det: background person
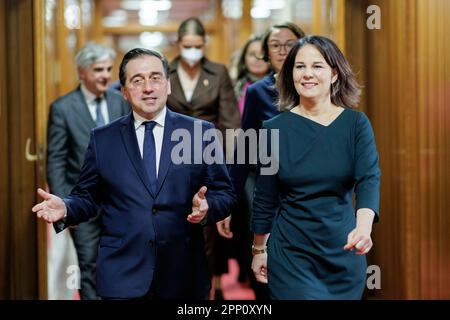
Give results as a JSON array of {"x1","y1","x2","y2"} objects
[
  {"x1": 233, "y1": 35, "x2": 270, "y2": 116},
  {"x1": 167, "y1": 17, "x2": 240, "y2": 300},
  {"x1": 46, "y1": 42, "x2": 130, "y2": 299},
  {"x1": 227, "y1": 35, "x2": 270, "y2": 286}
]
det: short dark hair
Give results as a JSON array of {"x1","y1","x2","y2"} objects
[
  {"x1": 177, "y1": 17, "x2": 206, "y2": 41},
  {"x1": 261, "y1": 22, "x2": 305, "y2": 62},
  {"x1": 277, "y1": 35, "x2": 362, "y2": 110},
  {"x1": 119, "y1": 48, "x2": 170, "y2": 87},
  {"x1": 236, "y1": 35, "x2": 264, "y2": 80}
]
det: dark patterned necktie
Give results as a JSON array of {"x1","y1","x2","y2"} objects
[
  {"x1": 95, "y1": 97, "x2": 105, "y2": 127},
  {"x1": 143, "y1": 121, "x2": 157, "y2": 194}
]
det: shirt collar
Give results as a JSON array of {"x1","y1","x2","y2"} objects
[
  {"x1": 80, "y1": 84, "x2": 103, "y2": 104},
  {"x1": 133, "y1": 107, "x2": 166, "y2": 130}
]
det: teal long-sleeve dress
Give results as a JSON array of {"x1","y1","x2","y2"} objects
[{"x1": 252, "y1": 108, "x2": 380, "y2": 300}]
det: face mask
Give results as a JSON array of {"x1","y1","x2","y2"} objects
[{"x1": 181, "y1": 48, "x2": 203, "y2": 67}]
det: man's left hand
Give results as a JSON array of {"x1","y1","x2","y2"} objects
[{"x1": 216, "y1": 216, "x2": 233, "y2": 239}]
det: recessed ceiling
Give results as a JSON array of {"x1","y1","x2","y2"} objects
[{"x1": 101, "y1": 0, "x2": 215, "y2": 26}]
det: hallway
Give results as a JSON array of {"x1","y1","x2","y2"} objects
[{"x1": 1, "y1": 0, "x2": 450, "y2": 300}]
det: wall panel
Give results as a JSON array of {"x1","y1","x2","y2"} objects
[
  {"x1": 346, "y1": 0, "x2": 450, "y2": 299},
  {"x1": 0, "y1": 0, "x2": 11, "y2": 300}
]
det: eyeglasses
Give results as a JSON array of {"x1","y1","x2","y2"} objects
[
  {"x1": 129, "y1": 75, "x2": 165, "y2": 90},
  {"x1": 246, "y1": 52, "x2": 263, "y2": 59},
  {"x1": 268, "y1": 41, "x2": 297, "y2": 53}
]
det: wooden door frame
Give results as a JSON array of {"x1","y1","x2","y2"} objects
[
  {"x1": 33, "y1": 0, "x2": 48, "y2": 300},
  {"x1": 0, "y1": 0, "x2": 11, "y2": 301}
]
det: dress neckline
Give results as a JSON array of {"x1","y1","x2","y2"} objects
[{"x1": 289, "y1": 108, "x2": 347, "y2": 128}]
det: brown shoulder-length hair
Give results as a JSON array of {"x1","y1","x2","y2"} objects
[
  {"x1": 277, "y1": 35, "x2": 362, "y2": 111},
  {"x1": 236, "y1": 35, "x2": 264, "y2": 80}
]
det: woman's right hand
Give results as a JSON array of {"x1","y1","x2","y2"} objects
[{"x1": 252, "y1": 253, "x2": 268, "y2": 283}]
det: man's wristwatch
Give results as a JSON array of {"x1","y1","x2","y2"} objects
[{"x1": 252, "y1": 245, "x2": 267, "y2": 255}]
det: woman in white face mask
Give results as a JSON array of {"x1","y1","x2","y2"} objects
[
  {"x1": 168, "y1": 17, "x2": 239, "y2": 127},
  {"x1": 166, "y1": 17, "x2": 240, "y2": 300},
  {"x1": 178, "y1": 21, "x2": 205, "y2": 72}
]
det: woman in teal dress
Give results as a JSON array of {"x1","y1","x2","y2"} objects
[{"x1": 251, "y1": 35, "x2": 380, "y2": 299}]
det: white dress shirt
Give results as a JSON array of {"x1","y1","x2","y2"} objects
[
  {"x1": 80, "y1": 84, "x2": 110, "y2": 124},
  {"x1": 133, "y1": 107, "x2": 166, "y2": 176},
  {"x1": 177, "y1": 64, "x2": 199, "y2": 102}
]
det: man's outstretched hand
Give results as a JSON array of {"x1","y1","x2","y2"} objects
[
  {"x1": 32, "y1": 188, "x2": 66, "y2": 223},
  {"x1": 188, "y1": 186, "x2": 208, "y2": 224}
]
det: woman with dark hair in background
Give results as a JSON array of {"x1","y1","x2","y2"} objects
[
  {"x1": 167, "y1": 17, "x2": 240, "y2": 300},
  {"x1": 167, "y1": 17, "x2": 240, "y2": 132},
  {"x1": 240, "y1": 22, "x2": 305, "y2": 131},
  {"x1": 227, "y1": 35, "x2": 270, "y2": 287},
  {"x1": 251, "y1": 35, "x2": 380, "y2": 299},
  {"x1": 233, "y1": 35, "x2": 270, "y2": 116}
]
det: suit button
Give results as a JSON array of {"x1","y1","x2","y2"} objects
[
  {"x1": 148, "y1": 240, "x2": 154, "y2": 246},
  {"x1": 152, "y1": 208, "x2": 157, "y2": 215}
]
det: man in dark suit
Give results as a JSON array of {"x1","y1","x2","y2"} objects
[
  {"x1": 34, "y1": 48, "x2": 236, "y2": 299},
  {"x1": 46, "y1": 43, "x2": 130, "y2": 299}
]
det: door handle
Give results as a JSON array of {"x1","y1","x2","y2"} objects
[{"x1": 25, "y1": 137, "x2": 38, "y2": 162}]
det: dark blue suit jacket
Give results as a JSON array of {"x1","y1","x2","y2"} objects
[
  {"x1": 241, "y1": 72, "x2": 280, "y2": 131},
  {"x1": 230, "y1": 73, "x2": 281, "y2": 194},
  {"x1": 62, "y1": 108, "x2": 236, "y2": 299}
]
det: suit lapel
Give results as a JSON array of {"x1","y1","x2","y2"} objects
[
  {"x1": 73, "y1": 88, "x2": 96, "y2": 128},
  {"x1": 119, "y1": 114, "x2": 154, "y2": 197},
  {"x1": 169, "y1": 70, "x2": 192, "y2": 113},
  {"x1": 105, "y1": 91, "x2": 117, "y2": 120},
  {"x1": 190, "y1": 68, "x2": 211, "y2": 104},
  {"x1": 105, "y1": 90, "x2": 123, "y2": 121},
  {"x1": 154, "y1": 109, "x2": 177, "y2": 197}
]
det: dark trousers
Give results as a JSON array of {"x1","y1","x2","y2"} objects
[
  {"x1": 101, "y1": 282, "x2": 209, "y2": 300},
  {"x1": 70, "y1": 214, "x2": 101, "y2": 300},
  {"x1": 101, "y1": 285, "x2": 156, "y2": 300}
]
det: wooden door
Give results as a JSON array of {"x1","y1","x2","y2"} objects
[{"x1": 0, "y1": 0, "x2": 46, "y2": 299}]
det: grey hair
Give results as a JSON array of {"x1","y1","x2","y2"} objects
[{"x1": 75, "y1": 42, "x2": 116, "y2": 69}]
